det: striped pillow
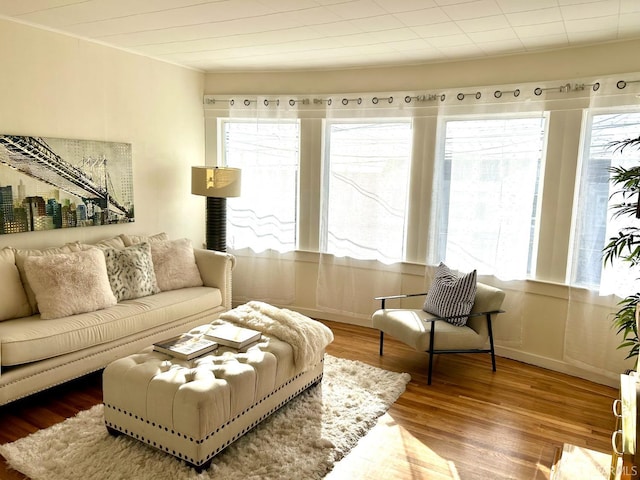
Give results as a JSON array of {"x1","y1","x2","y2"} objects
[{"x1": 423, "y1": 263, "x2": 477, "y2": 326}]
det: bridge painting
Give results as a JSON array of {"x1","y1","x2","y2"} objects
[{"x1": 0, "y1": 135, "x2": 134, "y2": 235}]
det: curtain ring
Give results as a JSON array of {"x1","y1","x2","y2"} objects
[
  {"x1": 475, "y1": 92, "x2": 481, "y2": 99},
  {"x1": 457, "y1": 93, "x2": 465, "y2": 100},
  {"x1": 357, "y1": 97, "x2": 362, "y2": 105},
  {"x1": 494, "y1": 90, "x2": 502, "y2": 98},
  {"x1": 388, "y1": 96, "x2": 393, "y2": 104},
  {"x1": 404, "y1": 96, "x2": 412, "y2": 103},
  {"x1": 243, "y1": 99, "x2": 251, "y2": 106},
  {"x1": 372, "y1": 97, "x2": 379, "y2": 104},
  {"x1": 342, "y1": 98, "x2": 348, "y2": 105},
  {"x1": 289, "y1": 99, "x2": 295, "y2": 106},
  {"x1": 617, "y1": 80, "x2": 627, "y2": 89},
  {"x1": 229, "y1": 99, "x2": 235, "y2": 106},
  {"x1": 440, "y1": 94, "x2": 446, "y2": 101},
  {"x1": 592, "y1": 82, "x2": 600, "y2": 91},
  {"x1": 514, "y1": 89, "x2": 520, "y2": 97},
  {"x1": 534, "y1": 87, "x2": 543, "y2": 96}
]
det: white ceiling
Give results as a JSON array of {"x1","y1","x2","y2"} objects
[{"x1": 1, "y1": 0, "x2": 639, "y2": 72}]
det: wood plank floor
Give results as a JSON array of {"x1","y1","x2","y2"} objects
[{"x1": 0, "y1": 320, "x2": 618, "y2": 480}]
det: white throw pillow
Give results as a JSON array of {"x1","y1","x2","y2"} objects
[
  {"x1": 101, "y1": 242, "x2": 160, "y2": 301},
  {"x1": 0, "y1": 247, "x2": 31, "y2": 321},
  {"x1": 150, "y1": 238, "x2": 203, "y2": 292},
  {"x1": 423, "y1": 262, "x2": 477, "y2": 326},
  {"x1": 121, "y1": 232, "x2": 168, "y2": 247},
  {"x1": 14, "y1": 243, "x2": 84, "y2": 313},
  {"x1": 23, "y1": 249, "x2": 117, "y2": 320}
]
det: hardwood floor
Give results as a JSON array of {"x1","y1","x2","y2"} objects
[{"x1": 0, "y1": 320, "x2": 618, "y2": 479}]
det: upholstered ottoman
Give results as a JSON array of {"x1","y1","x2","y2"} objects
[{"x1": 102, "y1": 302, "x2": 333, "y2": 471}]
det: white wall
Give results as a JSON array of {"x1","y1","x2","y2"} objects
[
  {"x1": 204, "y1": 39, "x2": 640, "y2": 387},
  {"x1": 0, "y1": 19, "x2": 206, "y2": 250}
]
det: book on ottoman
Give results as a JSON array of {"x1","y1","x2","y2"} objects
[
  {"x1": 153, "y1": 334, "x2": 218, "y2": 360},
  {"x1": 204, "y1": 324, "x2": 262, "y2": 349}
]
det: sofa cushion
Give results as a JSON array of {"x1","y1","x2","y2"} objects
[
  {"x1": 151, "y1": 238, "x2": 203, "y2": 292},
  {"x1": 23, "y1": 249, "x2": 117, "y2": 320},
  {"x1": 94, "y1": 235, "x2": 127, "y2": 248},
  {"x1": 101, "y1": 242, "x2": 160, "y2": 302},
  {"x1": 423, "y1": 262, "x2": 477, "y2": 326},
  {"x1": 0, "y1": 287, "x2": 223, "y2": 366},
  {"x1": 14, "y1": 243, "x2": 84, "y2": 312},
  {"x1": 121, "y1": 232, "x2": 168, "y2": 247},
  {"x1": 0, "y1": 248, "x2": 31, "y2": 321}
]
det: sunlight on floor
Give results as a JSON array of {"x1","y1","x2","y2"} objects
[{"x1": 326, "y1": 413, "x2": 458, "y2": 479}]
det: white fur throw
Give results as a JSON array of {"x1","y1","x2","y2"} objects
[
  {"x1": 150, "y1": 238, "x2": 203, "y2": 292},
  {"x1": 217, "y1": 301, "x2": 334, "y2": 371},
  {"x1": 23, "y1": 249, "x2": 117, "y2": 320}
]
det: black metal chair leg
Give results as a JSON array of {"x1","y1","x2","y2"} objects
[
  {"x1": 379, "y1": 331, "x2": 384, "y2": 356},
  {"x1": 428, "y1": 322, "x2": 435, "y2": 385},
  {"x1": 487, "y1": 314, "x2": 496, "y2": 372}
]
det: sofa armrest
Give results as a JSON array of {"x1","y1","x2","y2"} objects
[{"x1": 193, "y1": 249, "x2": 236, "y2": 310}]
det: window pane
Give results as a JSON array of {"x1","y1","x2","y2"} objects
[
  {"x1": 434, "y1": 116, "x2": 546, "y2": 279},
  {"x1": 323, "y1": 121, "x2": 412, "y2": 263},
  {"x1": 571, "y1": 111, "x2": 640, "y2": 296},
  {"x1": 222, "y1": 120, "x2": 299, "y2": 252}
]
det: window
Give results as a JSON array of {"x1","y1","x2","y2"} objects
[
  {"x1": 321, "y1": 120, "x2": 412, "y2": 263},
  {"x1": 432, "y1": 116, "x2": 547, "y2": 279},
  {"x1": 571, "y1": 110, "x2": 640, "y2": 296},
  {"x1": 221, "y1": 119, "x2": 299, "y2": 252}
]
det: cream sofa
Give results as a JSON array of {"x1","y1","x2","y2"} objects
[{"x1": 0, "y1": 233, "x2": 235, "y2": 406}]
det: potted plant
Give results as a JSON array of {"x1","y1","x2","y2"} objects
[{"x1": 603, "y1": 134, "x2": 640, "y2": 360}]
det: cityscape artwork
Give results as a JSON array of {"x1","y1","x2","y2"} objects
[{"x1": 0, "y1": 135, "x2": 134, "y2": 235}]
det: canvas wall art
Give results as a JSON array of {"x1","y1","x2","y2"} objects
[{"x1": 0, "y1": 135, "x2": 134, "y2": 235}]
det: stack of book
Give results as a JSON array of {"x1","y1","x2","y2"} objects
[
  {"x1": 153, "y1": 334, "x2": 218, "y2": 360},
  {"x1": 204, "y1": 324, "x2": 262, "y2": 351}
]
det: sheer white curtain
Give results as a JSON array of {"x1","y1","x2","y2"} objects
[
  {"x1": 565, "y1": 79, "x2": 640, "y2": 378},
  {"x1": 217, "y1": 98, "x2": 300, "y2": 305},
  {"x1": 315, "y1": 96, "x2": 413, "y2": 318}
]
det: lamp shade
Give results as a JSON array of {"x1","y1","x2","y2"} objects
[{"x1": 191, "y1": 166, "x2": 241, "y2": 198}]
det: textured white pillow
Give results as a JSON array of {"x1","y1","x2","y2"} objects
[
  {"x1": 23, "y1": 249, "x2": 117, "y2": 320},
  {"x1": 121, "y1": 232, "x2": 168, "y2": 247},
  {"x1": 150, "y1": 238, "x2": 203, "y2": 292},
  {"x1": 0, "y1": 247, "x2": 31, "y2": 321},
  {"x1": 423, "y1": 262, "x2": 477, "y2": 326},
  {"x1": 101, "y1": 242, "x2": 160, "y2": 301},
  {"x1": 94, "y1": 235, "x2": 127, "y2": 248},
  {"x1": 14, "y1": 243, "x2": 84, "y2": 313}
]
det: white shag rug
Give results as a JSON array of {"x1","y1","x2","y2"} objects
[{"x1": 0, "y1": 355, "x2": 410, "y2": 480}]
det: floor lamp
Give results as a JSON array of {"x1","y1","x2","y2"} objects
[{"x1": 191, "y1": 166, "x2": 241, "y2": 252}]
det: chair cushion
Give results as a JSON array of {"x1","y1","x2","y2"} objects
[
  {"x1": 423, "y1": 262, "x2": 476, "y2": 326},
  {"x1": 372, "y1": 308, "x2": 485, "y2": 351}
]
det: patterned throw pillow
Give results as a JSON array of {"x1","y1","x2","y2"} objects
[
  {"x1": 423, "y1": 262, "x2": 477, "y2": 326},
  {"x1": 101, "y1": 243, "x2": 160, "y2": 302},
  {"x1": 23, "y1": 249, "x2": 117, "y2": 320}
]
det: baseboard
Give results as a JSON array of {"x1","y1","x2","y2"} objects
[{"x1": 495, "y1": 346, "x2": 618, "y2": 388}]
